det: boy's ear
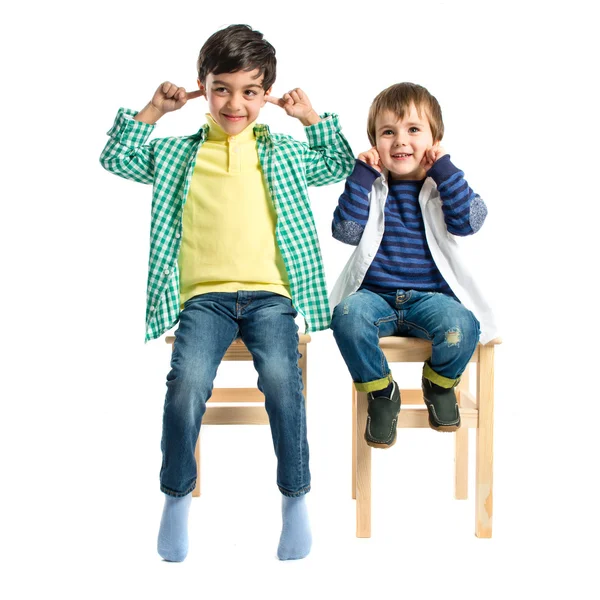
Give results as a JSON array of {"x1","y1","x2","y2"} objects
[{"x1": 197, "y1": 79, "x2": 206, "y2": 97}]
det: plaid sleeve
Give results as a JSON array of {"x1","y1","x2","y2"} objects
[
  {"x1": 99, "y1": 108, "x2": 156, "y2": 184},
  {"x1": 302, "y1": 113, "x2": 355, "y2": 187}
]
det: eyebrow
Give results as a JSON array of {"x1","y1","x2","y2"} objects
[
  {"x1": 211, "y1": 80, "x2": 263, "y2": 89},
  {"x1": 378, "y1": 121, "x2": 425, "y2": 130}
]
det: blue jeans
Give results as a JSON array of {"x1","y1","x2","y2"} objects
[
  {"x1": 331, "y1": 289, "x2": 480, "y2": 392},
  {"x1": 160, "y1": 291, "x2": 310, "y2": 498}
]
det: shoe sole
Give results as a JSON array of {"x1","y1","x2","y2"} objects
[
  {"x1": 365, "y1": 435, "x2": 397, "y2": 449},
  {"x1": 428, "y1": 420, "x2": 461, "y2": 432}
]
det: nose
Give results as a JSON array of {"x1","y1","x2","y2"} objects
[
  {"x1": 227, "y1": 93, "x2": 242, "y2": 112},
  {"x1": 394, "y1": 133, "x2": 406, "y2": 147}
]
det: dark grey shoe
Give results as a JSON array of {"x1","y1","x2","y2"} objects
[
  {"x1": 365, "y1": 381, "x2": 401, "y2": 448},
  {"x1": 422, "y1": 377, "x2": 461, "y2": 432}
]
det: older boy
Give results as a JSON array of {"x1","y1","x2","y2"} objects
[
  {"x1": 330, "y1": 82, "x2": 497, "y2": 448},
  {"x1": 100, "y1": 24, "x2": 354, "y2": 561}
]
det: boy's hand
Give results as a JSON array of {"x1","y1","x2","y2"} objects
[
  {"x1": 151, "y1": 81, "x2": 204, "y2": 114},
  {"x1": 135, "y1": 82, "x2": 204, "y2": 124},
  {"x1": 420, "y1": 144, "x2": 447, "y2": 172},
  {"x1": 265, "y1": 88, "x2": 320, "y2": 126},
  {"x1": 358, "y1": 147, "x2": 383, "y2": 173}
]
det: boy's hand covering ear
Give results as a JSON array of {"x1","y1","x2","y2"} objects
[
  {"x1": 420, "y1": 144, "x2": 447, "y2": 172},
  {"x1": 358, "y1": 148, "x2": 383, "y2": 173},
  {"x1": 149, "y1": 82, "x2": 204, "y2": 115},
  {"x1": 265, "y1": 88, "x2": 320, "y2": 125}
]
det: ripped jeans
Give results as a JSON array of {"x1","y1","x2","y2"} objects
[{"x1": 330, "y1": 288, "x2": 480, "y2": 392}]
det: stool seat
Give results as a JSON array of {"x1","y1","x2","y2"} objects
[
  {"x1": 166, "y1": 333, "x2": 311, "y2": 497},
  {"x1": 352, "y1": 336, "x2": 500, "y2": 538},
  {"x1": 376, "y1": 335, "x2": 501, "y2": 361}
]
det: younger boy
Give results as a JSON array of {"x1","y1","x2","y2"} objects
[
  {"x1": 330, "y1": 82, "x2": 497, "y2": 448},
  {"x1": 100, "y1": 24, "x2": 354, "y2": 560}
]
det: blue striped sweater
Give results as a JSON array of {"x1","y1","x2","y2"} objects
[{"x1": 332, "y1": 155, "x2": 487, "y2": 295}]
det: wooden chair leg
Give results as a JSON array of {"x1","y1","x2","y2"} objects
[
  {"x1": 475, "y1": 345, "x2": 494, "y2": 537},
  {"x1": 455, "y1": 366, "x2": 470, "y2": 499},
  {"x1": 352, "y1": 384, "x2": 357, "y2": 499},
  {"x1": 192, "y1": 437, "x2": 201, "y2": 498},
  {"x1": 356, "y1": 391, "x2": 371, "y2": 538}
]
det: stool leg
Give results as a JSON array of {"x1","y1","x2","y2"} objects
[
  {"x1": 352, "y1": 384, "x2": 357, "y2": 500},
  {"x1": 356, "y1": 391, "x2": 371, "y2": 537},
  {"x1": 455, "y1": 428, "x2": 469, "y2": 500},
  {"x1": 192, "y1": 437, "x2": 201, "y2": 498},
  {"x1": 475, "y1": 345, "x2": 494, "y2": 537},
  {"x1": 455, "y1": 367, "x2": 470, "y2": 499},
  {"x1": 298, "y1": 343, "x2": 308, "y2": 408}
]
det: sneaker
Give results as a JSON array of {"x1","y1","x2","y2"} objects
[
  {"x1": 422, "y1": 377, "x2": 461, "y2": 432},
  {"x1": 365, "y1": 381, "x2": 401, "y2": 448}
]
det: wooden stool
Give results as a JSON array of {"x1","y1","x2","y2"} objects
[
  {"x1": 165, "y1": 334, "x2": 311, "y2": 497},
  {"x1": 352, "y1": 337, "x2": 501, "y2": 538}
]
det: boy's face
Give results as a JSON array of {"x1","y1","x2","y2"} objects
[
  {"x1": 198, "y1": 69, "x2": 271, "y2": 136},
  {"x1": 375, "y1": 104, "x2": 436, "y2": 180}
]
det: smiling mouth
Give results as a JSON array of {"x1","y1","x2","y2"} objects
[
  {"x1": 392, "y1": 153, "x2": 412, "y2": 159},
  {"x1": 223, "y1": 114, "x2": 246, "y2": 121}
]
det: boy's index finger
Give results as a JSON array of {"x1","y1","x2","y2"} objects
[
  {"x1": 186, "y1": 89, "x2": 205, "y2": 100},
  {"x1": 265, "y1": 95, "x2": 284, "y2": 107}
]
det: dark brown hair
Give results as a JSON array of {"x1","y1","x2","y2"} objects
[{"x1": 197, "y1": 24, "x2": 276, "y2": 90}]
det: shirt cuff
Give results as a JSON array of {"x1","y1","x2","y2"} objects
[
  {"x1": 351, "y1": 159, "x2": 381, "y2": 187},
  {"x1": 427, "y1": 154, "x2": 462, "y2": 185},
  {"x1": 304, "y1": 113, "x2": 341, "y2": 145},
  {"x1": 106, "y1": 107, "x2": 156, "y2": 146}
]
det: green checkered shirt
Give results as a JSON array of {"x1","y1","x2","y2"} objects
[{"x1": 100, "y1": 108, "x2": 354, "y2": 342}]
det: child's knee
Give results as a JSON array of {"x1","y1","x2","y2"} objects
[
  {"x1": 167, "y1": 355, "x2": 214, "y2": 394},
  {"x1": 437, "y1": 311, "x2": 480, "y2": 353},
  {"x1": 331, "y1": 297, "x2": 358, "y2": 336}
]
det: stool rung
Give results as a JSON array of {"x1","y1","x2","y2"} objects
[
  {"x1": 397, "y1": 407, "x2": 477, "y2": 428},
  {"x1": 203, "y1": 406, "x2": 269, "y2": 425},
  {"x1": 211, "y1": 388, "x2": 264, "y2": 402},
  {"x1": 399, "y1": 389, "x2": 425, "y2": 405}
]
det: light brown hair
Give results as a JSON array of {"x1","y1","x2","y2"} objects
[{"x1": 367, "y1": 82, "x2": 444, "y2": 146}]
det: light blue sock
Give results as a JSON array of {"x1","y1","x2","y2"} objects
[
  {"x1": 157, "y1": 492, "x2": 192, "y2": 562},
  {"x1": 277, "y1": 494, "x2": 312, "y2": 560}
]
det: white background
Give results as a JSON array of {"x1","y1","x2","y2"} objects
[{"x1": 2, "y1": 0, "x2": 599, "y2": 598}]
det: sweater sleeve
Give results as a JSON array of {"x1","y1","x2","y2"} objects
[
  {"x1": 332, "y1": 159, "x2": 380, "y2": 245},
  {"x1": 427, "y1": 154, "x2": 487, "y2": 235}
]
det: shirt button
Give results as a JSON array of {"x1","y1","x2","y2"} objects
[
  {"x1": 150, "y1": 306, "x2": 156, "y2": 312},
  {"x1": 175, "y1": 233, "x2": 181, "y2": 239},
  {"x1": 164, "y1": 268, "x2": 170, "y2": 275}
]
